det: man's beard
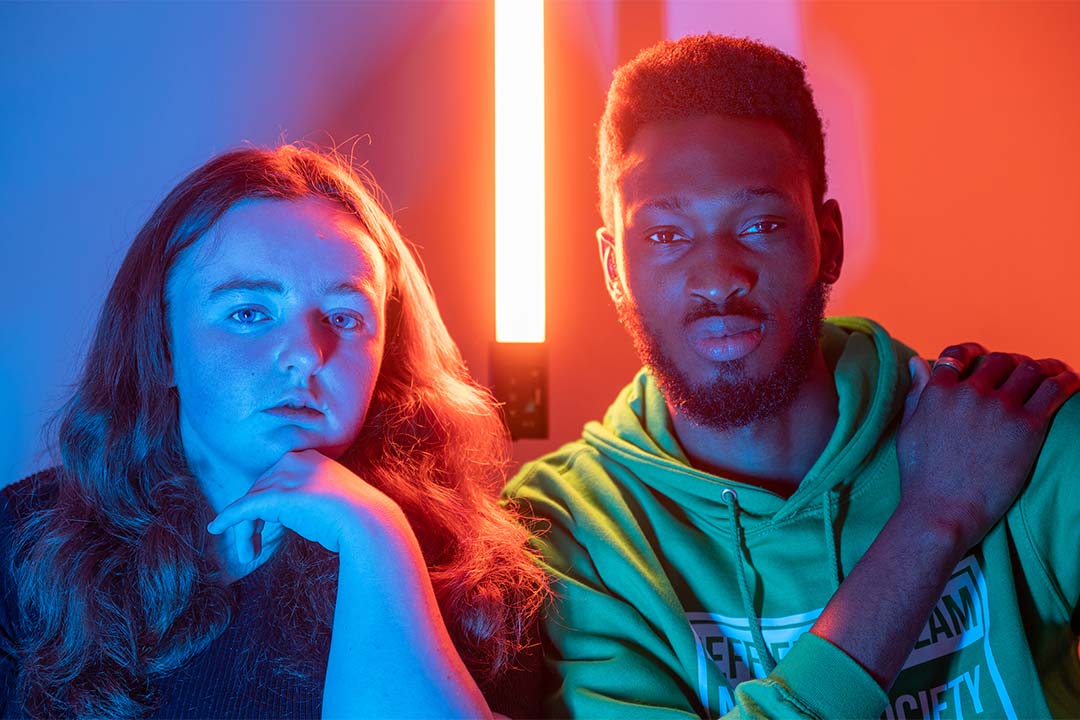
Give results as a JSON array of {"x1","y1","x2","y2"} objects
[{"x1": 617, "y1": 282, "x2": 829, "y2": 431}]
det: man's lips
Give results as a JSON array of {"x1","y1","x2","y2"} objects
[{"x1": 686, "y1": 314, "x2": 764, "y2": 362}]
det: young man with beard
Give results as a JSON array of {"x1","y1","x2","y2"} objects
[{"x1": 504, "y1": 35, "x2": 1080, "y2": 719}]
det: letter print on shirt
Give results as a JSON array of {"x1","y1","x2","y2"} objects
[{"x1": 687, "y1": 556, "x2": 1016, "y2": 719}]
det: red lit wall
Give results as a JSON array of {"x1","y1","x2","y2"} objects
[{"x1": 517, "y1": 1, "x2": 1080, "y2": 465}]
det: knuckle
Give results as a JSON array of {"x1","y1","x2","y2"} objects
[
  {"x1": 1036, "y1": 358, "x2": 1065, "y2": 374},
  {"x1": 1040, "y1": 377, "x2": 1064, "y2": 396},
  {"x1": 953, "y1": 382, "x2": 978, "y2": 402},
  {"x1": 1012, "y1": 412, "x2": 1041, "y2": 435},
  {"x1": 1017, "y1": 359, "x2": 1042, "y2": 375},
  {"x1": 939, "y1": 344, "x2": 967, "y2": 358}
]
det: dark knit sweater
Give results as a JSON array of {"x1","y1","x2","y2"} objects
[{"x1": 0, "y1": 473, "x2": 541, "y2": 719}]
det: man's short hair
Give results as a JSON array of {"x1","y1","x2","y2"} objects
[{"x1": 597, "y1": 34, "x2": 827, "y2": 229}]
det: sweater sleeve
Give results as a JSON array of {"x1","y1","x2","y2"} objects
[
  {"x1": 728, "y1": 633, "x2": 887, "y2": 719},
  {"x1": 504, "y1": 463, "x2": 887, "y2": 720}
]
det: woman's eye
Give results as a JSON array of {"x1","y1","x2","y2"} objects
[
  {"x1": 229, "y1": 308, "x2": 269, "y2": 325},
  {"x1": 646, "y1": 229, "x2": 687, "y2": 244},
  {"x1": 742, "y1": 220, "x2": 782, "y2": 235},
  {"x1": 326, "y1": 313, "x2": 363, "y2": 331}
]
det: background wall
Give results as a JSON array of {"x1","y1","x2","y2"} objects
[
  {"x1": 3, "y1": 1, "x2": 1078, "y2": 485},
  {"x1": 0, "y1": 0, "x2": 499, "y2": 483}
]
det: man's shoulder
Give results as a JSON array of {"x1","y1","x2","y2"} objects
[
  {"x1": 1029, "y1": 390, "x2": 1080, "y2": 474},
  {"x1": 502, "y1": 431, "x2": 610, "y2": 502},
  {"x1": 501, "y1": 420, "x2": 658, "y2": 536},
  {"x1": 1013, "y1": 391, "x2": 1080, "y2": 528},
  {"x1": 1049, "y1": 388, "x2": 1080, "y2": 431}
]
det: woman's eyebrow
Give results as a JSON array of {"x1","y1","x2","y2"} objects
[
  {"x1": 323, "y1": 279, "x2": 380, "y2": 303},
  {"x1": 208, "y1": 278, "x2": 284, "y2": 297}
]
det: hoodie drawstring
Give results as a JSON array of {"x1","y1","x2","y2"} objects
[
  {"x1": 822, "y1": 489, "x2": 843, "y2": 593},
  {"x1": 721, "y1": 487, "x2": 776, "y2": 674},
  {"x1": 820, "y1": 490, "x2": 846, "y2": 595}
]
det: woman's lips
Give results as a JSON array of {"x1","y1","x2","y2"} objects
[
  {"x1": 263, "y1": 406, "x2": 325, "y2": 422},
  {"x1": 686, "y1": 316, "x2": 764, "y2": 362}
]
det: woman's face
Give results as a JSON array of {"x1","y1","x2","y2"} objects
[{"x1": 166, "y1": 197, "x2": 388, "y2": 479}]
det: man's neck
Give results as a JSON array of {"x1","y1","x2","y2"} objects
[{"x1": 669, "y1": 351, "x2": 839, "y2": 498}]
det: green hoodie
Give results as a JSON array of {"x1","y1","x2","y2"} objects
[{"x1": 504, "y1": 318, "x2": 1080, "y2": 719}]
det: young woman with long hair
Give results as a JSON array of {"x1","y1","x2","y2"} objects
[{"x1": 0, "y1": 145, "x2": 547, "y2": 718}]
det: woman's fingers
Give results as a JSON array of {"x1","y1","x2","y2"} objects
[
  {"x1": 217, "y1": 519, "x2": 257, "y2": 566},
  {"x1": 206, "y1": 451, "x2": 403, "y2": 557},
  {"x1": 208, "y1": 492, "x2": 283, "y2": 536},
  {"x1": 237, "y1": 519, "x2": 256, "y2": 565},
  {"x1": 208, "y1": 483, "x2": 343, "y2": 553}
]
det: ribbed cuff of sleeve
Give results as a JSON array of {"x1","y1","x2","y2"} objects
[{"x1": 737, "y1": 633, "x2": 889, "y2": 719}]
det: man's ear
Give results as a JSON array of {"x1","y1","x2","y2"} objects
[
  {"x1": 596, "y1": 227, "x2": 623, "y2": 304},
  {"x1": 817, "y1": 199, "x2": 844, "y2": 284}
]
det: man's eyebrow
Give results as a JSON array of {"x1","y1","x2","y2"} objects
[
  {"x1": 208, "y1": 278, "x2": 285, "y2": 297},
  {"x1": 737, "y1": 186, "x2": 793, "y2": 203},
  {"x1": 634, "y1": 186, "x2": 795, "y2": 215},
  {"x1": 639, "y1": 196, "x2": 689, "y2": 213}
]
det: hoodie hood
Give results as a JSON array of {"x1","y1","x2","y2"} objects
[{"x1": 581, "y1": 317, "x2": 918, "y2": 521}]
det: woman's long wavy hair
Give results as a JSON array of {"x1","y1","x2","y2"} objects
[{"x1": 10, "y1": 145, "x2": 547, "y2": 716}]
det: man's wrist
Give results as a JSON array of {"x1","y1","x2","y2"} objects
[{"x1": 885, "y1": 498, "x2": 972, "y2": 563}]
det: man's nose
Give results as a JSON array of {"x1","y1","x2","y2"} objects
[{"x1": 687, "y1": 236, "x2": 757, "y2": 302}]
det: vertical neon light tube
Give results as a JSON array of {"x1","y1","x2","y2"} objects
[{"x1": 495, "y1": 0, "x2": 545, "y2": 343}]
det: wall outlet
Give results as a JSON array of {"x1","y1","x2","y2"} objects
[{"x1": 490, "y1": 342, "x2": 548, "y2": 440}]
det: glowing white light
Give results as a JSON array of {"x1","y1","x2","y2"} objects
[{"x1": 495, "y1": 0, "x2": 545, "y2": 343}]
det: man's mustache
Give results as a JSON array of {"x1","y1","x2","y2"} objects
[{"x1": 683, "y1": 299, "x2": 768, "y2": 327}]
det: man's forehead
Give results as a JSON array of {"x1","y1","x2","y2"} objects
[{"x1": 613, "y1": 115, "x2": 812, "y2": 214}]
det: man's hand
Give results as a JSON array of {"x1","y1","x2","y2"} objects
[
  {"x1": 898, "y1": 343, "x2": 1080, "y2": 551},
  {"x1": 812, "y1": 342, "x2": 1078, "y2": 691}
]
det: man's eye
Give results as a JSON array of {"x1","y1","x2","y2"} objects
[
  {"x1": 326, "y1": 312, "x2": 363, "y2": 331},
  {"x1": 646, "y1": 229, "x2": 687, "y2": 244},
  {"x1": 229, "y1": 308, "x2": 269, "y2": 324},
  {"x1": 742, "y1": 221, "x2": 782, "y2": 235}
]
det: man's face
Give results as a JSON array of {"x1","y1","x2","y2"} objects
[
  {"x1": 166, "y1": 197, "x2": 388, "y2": 478},
  {"x1": 601, "y1": 114, "x2": 842, "y2": 429}
]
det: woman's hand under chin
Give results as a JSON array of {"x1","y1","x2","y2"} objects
[
  {"x1": 205, "y1": 449, "x2": 493, "y2": 718},
  {"x1": 207, "y1": 449, "x2": 413, "y2": 565}
]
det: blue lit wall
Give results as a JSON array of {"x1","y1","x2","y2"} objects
[{"x1": 0, "y1": 1, "x2": 505, "y2": 485}]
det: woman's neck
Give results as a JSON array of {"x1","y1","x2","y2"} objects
[{"x1": 185, "y1": 448, "x2": 285, "y2": 582}]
